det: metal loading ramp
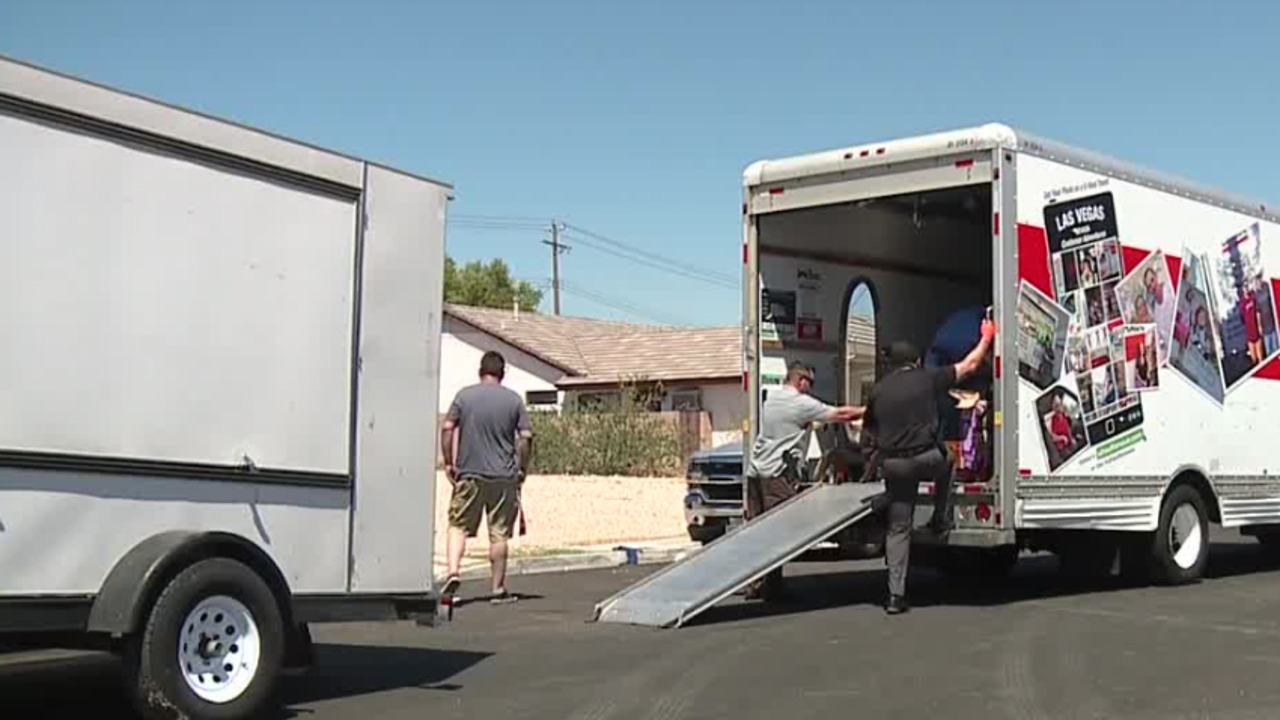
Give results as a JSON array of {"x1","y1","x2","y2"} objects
[{"x1": 591, "y1": 481, "x2": 886, "y2": 629}]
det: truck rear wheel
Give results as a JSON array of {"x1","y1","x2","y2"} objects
[
  {"x1": 122, "y1": 557, "x2": 285, "y2": 720},
  {"x1": 1149, "y1": 484, "x2": 1210, "y2": 585}
]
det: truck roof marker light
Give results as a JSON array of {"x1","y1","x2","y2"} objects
[
  {"x1": 994, "y1": 355, "x2": 1001, "y2": 378},
  {"x1": 955, "y1": 158, "x2": 974, "y2": 168},
  {"x1": 875, "y1": 147, "x2": 886, "y2": 155},
  {"x1": 993, "y1": 212, "x2": 1000, "y2": 236},
  {"x1": 768, "y1": 187, "x2": 785, "y2": 195},
  {"x1": 843, "y1": 152, "x2": 853, "y2": 160},
  {"x1": 860, "y1": 149, "x2": 870, "y2": 157},
  {"x1": 1018, "y1": 468, "x2": 1032, "y2": 477}
]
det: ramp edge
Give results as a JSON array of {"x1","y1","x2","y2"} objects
[{"x1": 593, "y1": 484, "x2": 884, "y2": 629}]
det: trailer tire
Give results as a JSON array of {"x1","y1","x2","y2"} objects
[
  {"x1": 122, "y1": 557, "x2": 285, "y2": 720},
  {"x1": 1150, "y1": 484, "x2": 1210, "y2": 585}
]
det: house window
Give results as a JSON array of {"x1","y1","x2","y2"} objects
[
  {"x1": 525, "y1": 390, "x2": 559, "y2": 407},
  {"x1": 669, "y1": 388, "x2": 702, "y2": 412},
  {"x1": 575, "y1": 391, "x2": 621, "y2": 412}
]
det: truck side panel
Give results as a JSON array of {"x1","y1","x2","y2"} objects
[
  {"x1": 1013, "y1": 152, "x2": 1280, "y2": 529},
  {"x1": 348, "y1": 165, "x2": 448, "y2": 594}
]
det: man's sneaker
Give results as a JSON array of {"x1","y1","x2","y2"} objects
[
  {"x1": 885, "y1": 594, "x2": 910, "y2": 615},
  {"x1": 490, "y1": 589, "x2": 518, "y2": 605},
  {"x1": 440, "y1": 575, "x2": 461, "y2": 597}
]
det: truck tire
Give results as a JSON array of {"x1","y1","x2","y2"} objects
[
  {"x1": 1149, "y1": 484, "x2": 1210, "y2": 585},
  {"x1": 122, "y1": 557, "x2": 285, "y2": 720}
]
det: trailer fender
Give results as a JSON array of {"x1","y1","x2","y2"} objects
[{"x1": 86, "y1": 530, "x2": 294, "y2": 636}]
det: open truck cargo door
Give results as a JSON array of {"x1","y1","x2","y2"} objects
[{"x1": 745, "y1": 127, "x2": 1013, "y2": 543}]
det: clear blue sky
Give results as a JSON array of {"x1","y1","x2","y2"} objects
[{"x1": 4, "y1": 0, "x2": 1277, "y2": 327}]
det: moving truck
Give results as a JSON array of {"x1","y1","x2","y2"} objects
[
  {"x1": 743, "y1": 123, "x2": 1280, "y2": 583},
  {"x1": 0, "y1": 56, "x2": 449, "y2": 719}
]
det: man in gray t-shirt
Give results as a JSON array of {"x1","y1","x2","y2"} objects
[
  {"x1": 743, "y1": 361, "x2": 864, "y2": 601},
  {"x1": 440, "y1": 351, "x2": 533, "y2": 603}
]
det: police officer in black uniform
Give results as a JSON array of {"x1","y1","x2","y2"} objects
[{"x1": 861, "y1": 318, "x2": 995, "y2": 615}]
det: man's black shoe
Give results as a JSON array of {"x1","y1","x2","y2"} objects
[{"x1": 885, "y1": 595, "x2": 909, "y2": 615}]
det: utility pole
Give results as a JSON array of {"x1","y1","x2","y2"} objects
[{"x1": 542, "y1": 219, "x2": 570, "y2": 315}]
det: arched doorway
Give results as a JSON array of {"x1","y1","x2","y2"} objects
[{"x1": 841, "y1": 280, "x2": 878, "y2": 406}]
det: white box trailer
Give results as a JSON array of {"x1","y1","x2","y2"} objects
[
  {"x1": 0, "y1": 56, "x2": 449, "y2": 718},
  {"x1": 744, "y1": 123, "x2": 1280, "y2": 584}
]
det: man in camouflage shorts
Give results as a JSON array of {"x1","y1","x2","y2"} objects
[{"x1": 440, "y1": 351, "x2": 533, "y2": 604}]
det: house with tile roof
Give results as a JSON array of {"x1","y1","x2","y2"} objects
[
  {"x1": 441, "y1": 303, "x2": 879, "y2": 448},
  {"x1": 441, "y1": 303, "x2": 748, "y2": 445}
]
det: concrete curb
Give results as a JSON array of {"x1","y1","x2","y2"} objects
[{"x1": 452, "y1": 543, "x2": 698, "y2": 582}]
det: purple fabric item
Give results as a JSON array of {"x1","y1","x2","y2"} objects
[{"x1": 959, "y1": 405, "x2": 985, "y2": 475}]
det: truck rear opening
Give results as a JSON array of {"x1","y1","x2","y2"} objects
[{"x1": 748, "y1": 148, "x2": 1003, "y2": 536}]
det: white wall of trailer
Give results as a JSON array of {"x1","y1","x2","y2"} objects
[
  {"x1": 0, "y1": 56, "x2": 448, "y2": 597},
  {"x1": 0, "y1": 472, "x2": 351, "y2": 594},
  {"x1": 349, "y1": 166, "x2": 448, "y2": 594},
  {"x1": 0, "y1": 109, "x2": 358, "y2": 475},
  {"x1": 1014, "y1": 153, "x2": 1280, "y2": 529}
]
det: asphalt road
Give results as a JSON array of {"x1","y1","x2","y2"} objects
[{"x1": 9, "y1": 530, "x2": 1280, "y2": 719}]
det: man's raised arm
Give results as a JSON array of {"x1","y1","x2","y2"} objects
[{"x1": 954, "y1": 318, "x2": 997, "y2": 383}]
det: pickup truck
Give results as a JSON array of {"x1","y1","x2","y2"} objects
[{"x1": 683, "y1": 431, "x2": 884, "y2": 558}]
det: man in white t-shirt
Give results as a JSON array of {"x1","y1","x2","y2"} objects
[{"x1": 744, "y1": 361, "x2": 865, "y2": 600}]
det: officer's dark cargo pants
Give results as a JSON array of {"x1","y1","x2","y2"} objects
[{"x1": 882, "y1": 447, "x2": 950, "y2": 598}]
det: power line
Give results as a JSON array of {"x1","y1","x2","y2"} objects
[
  {"x1": 450, "y1": 213, "x2": 737, "y2": 287},
  {"x1": 561, "y1": 222, "x2": 739, "y2": 286},
  {"x1": 558, "y1": 280, "x2": 688, "y2": 326},
  {"x1": 562, "y1": 232, "x2": 738, "y2": 290},
  {"x1": 447, "y1": 211, "x2": 739, "y2": 293}
]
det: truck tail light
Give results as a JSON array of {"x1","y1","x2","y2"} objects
[{"x1": 975, "y1": 502, "x2": 992, "y2": 522}]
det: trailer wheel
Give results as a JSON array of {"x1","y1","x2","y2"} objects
[
  {"x1": 1150, "y1": 484, "x2": 1210, "y2": 585},
  {"x1": 122, "y1": 557, "x2": 285, "y2": 720}
]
